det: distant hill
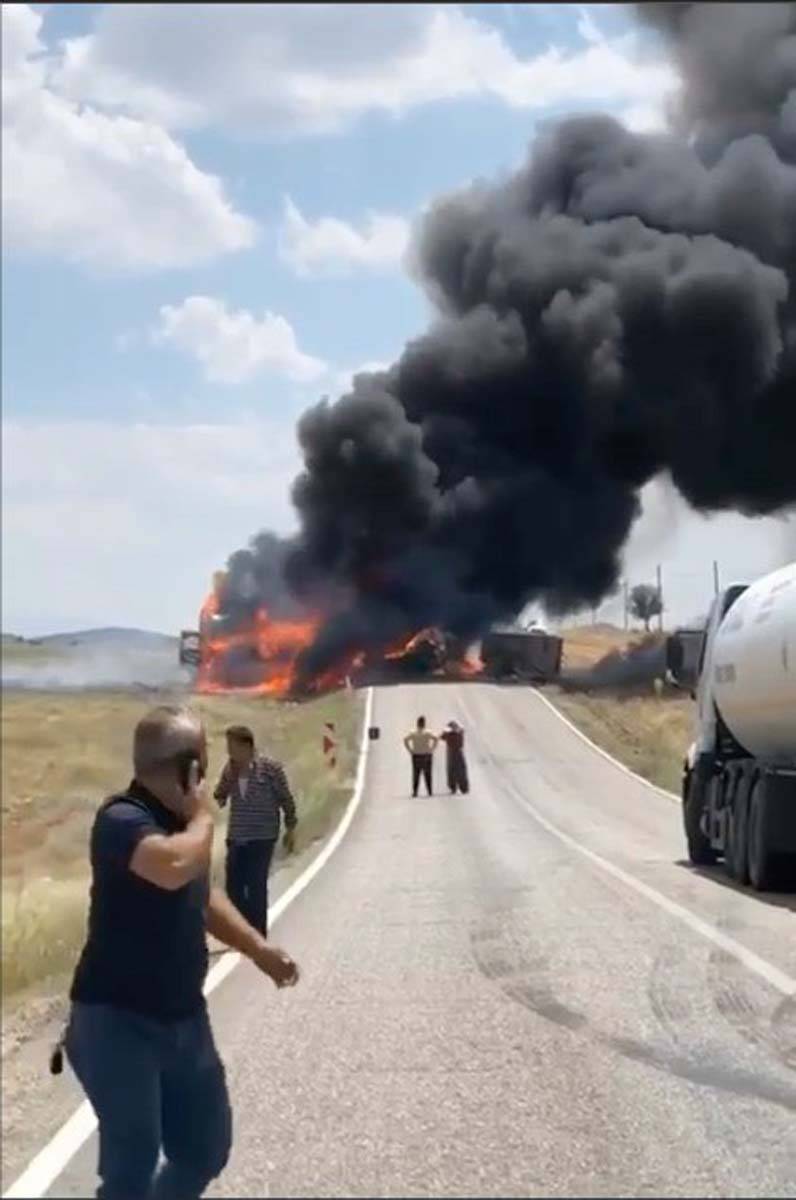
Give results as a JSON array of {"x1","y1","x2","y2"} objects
[
  {"x1": 37, "y1": 628, "x2": 176, "y2": 649},
  {"x1": 2, "y1": 627, "x2": 187, "y2": 691}
]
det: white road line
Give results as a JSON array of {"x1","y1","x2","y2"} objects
[
  {"x1": 3, "y1": 688, "x2": 375, "y2": 1200},
  {"x1": 531, "y1": 687, "x2": 681, "y2": 805},
  {"x1": 499, "y1": 761, "x2": 796, "y2": 999},
  {"x1": 460, "y1": 684, "x2": 790, "y2": 999},
  {"x1": 472, "y1": 685, "x2": 793, "y2": 996}
]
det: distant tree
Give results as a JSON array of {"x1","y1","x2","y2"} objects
[{"x1": 629, "y1": 583, "x2": 663, "y2": 631}]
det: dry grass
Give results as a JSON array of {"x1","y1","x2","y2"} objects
[
  {"x1": 2, "y1": 641, "x2": 64, "y2": 666},
  {"x1": 1, "y1": 687, "x2": 363, "y2": 1003},
  {"x1": 550, "y1": 687, "x2": 692, "y2": 794},
  {"x1": 559, "y1": 624, "x2": 644, "y2": 671}
]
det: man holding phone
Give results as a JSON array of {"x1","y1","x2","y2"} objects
[{"x1": 67, "y1": 705, "x2": 299, "y2": 1200}]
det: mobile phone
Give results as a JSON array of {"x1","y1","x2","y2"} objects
[{"x1": 175, "y1": 750, "x2": 206, "y2": 792}]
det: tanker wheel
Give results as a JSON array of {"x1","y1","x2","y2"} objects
[
  {"x1": 684, "y1": 771, "x2": 717, "y2": 867},
  {"x1": 727, "y1": 777, "x2": 750, "y2": 885},
  {"x1": 747, "y1": 778, "x2": 779, "y2": 892}
]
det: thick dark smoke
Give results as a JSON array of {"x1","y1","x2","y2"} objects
[
  {"x1": 220, "y1": 3, "x2": 796, "y2": 683},
  {"x1": 216, "y1": 531, "x2": 300, "y2": 624}
]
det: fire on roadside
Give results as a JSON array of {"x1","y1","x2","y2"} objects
[{"x1": 194, "y1": 583, "x2": 483, "y2": 699}]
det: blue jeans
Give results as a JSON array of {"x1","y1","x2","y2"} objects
[{"x1": 66, "y1": 1002, "x2": 232, "y2": 1200}]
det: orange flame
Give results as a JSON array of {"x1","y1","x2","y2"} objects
[
  {"x1": 194, "y1": 586, "x2": 484, "y2": 699},
  {"x1": 197, "y1": 595, "x2": 320, "y2": 697}
]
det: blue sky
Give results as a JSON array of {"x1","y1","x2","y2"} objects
[{"x1": 3, "y1": 3, "x2": 792, "y2": 635}]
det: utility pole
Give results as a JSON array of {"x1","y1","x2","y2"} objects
[
  {"x1": 656, "y1": 563, "x2": 664, "y2": 632},
  {"x1": 713, "y1": 559, "x2": 720, "y2": 597},
  {"x1": 623, "y1": 579, "x2": 629, "y2": 631}
]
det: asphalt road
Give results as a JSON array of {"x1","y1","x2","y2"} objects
[{"x1": 47, "y1": 683, "x2": 796, "y2": 1197}]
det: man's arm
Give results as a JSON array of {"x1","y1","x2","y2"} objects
[
  {"x1": 129, "y1": 812, "x2": 214, "y2": 892},
  {"x1": 403, "y1": 734, "x2": 413, "y2": 753},
  {"x1": 272, "y1": 761, "x2": 297, "y2": 829},
  {"x1": 213, "y1": 763, "x2": 231, "y2": 806},
  {"x1": 96, "y1": 798, "x2": 214, "y2": 894},
  {"x1": 205, "y1": 888, "x2": 299, "y2": 987}
]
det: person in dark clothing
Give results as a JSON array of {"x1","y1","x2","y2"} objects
[
  {"x1": 214, "y1": 725, "x2": 298, "y2": 937},
  {"x1": 440, "y1": 720, "x2": 470, "y2": 794},
  {"x1": 403, "y1": 716, "x2": 438, "y2": 797},
  {"x1": 67, "y1": 706, "x2": 299, "y2": 1200}
]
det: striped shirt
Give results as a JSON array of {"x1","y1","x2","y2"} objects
[{"x1": 214, "y1": 755, "x2": 297, "y2": 844}]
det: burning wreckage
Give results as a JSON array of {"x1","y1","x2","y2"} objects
[{"x1": 179, "y1": 590, "x2": 563, "y2": 699}]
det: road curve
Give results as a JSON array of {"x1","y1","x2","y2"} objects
[{"x1": 50, "y1": 682, "x2": 796, "y2": 1198}]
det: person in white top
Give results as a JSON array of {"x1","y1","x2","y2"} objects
[{"x1": 403, "y1": 716, "x2": 439, "y2": 797}]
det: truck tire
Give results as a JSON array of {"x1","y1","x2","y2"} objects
[
  {"x1": 726, "y1": 774, "x2": 750, "y2": 885},
  {"x1": 684, "y1": 770, "x2": 718, "y2": 866},
  {"x1": 747, "y1": 777, "x2": 778, "y2": 892}
]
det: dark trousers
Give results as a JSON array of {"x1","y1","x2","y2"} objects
[
  {"x1": 411, "y1": 754, "x2": 433, "y2": 797},
  {"x1": 66, "y1": 1002, "x2": 231, "y2": 1200},
  {"x1": 447, "y1": 750, "x2": 469, "y2": 794},
  {"x1": 225, "y1": 838, "x2": 276, "y2": 936}
]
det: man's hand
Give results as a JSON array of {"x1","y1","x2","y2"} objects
[
  {"x1": 282, "y1": 827, "x2": 296, "y2": 855},
  {"x1": 252, "y1": 942, "x2": 300, "y2": 989},
  {"x1": 179, "y1": 761, "x2": 212, "y2": 824},
  {"x1": 206, "y1": 888, "x2": 300, "y2": 989}
]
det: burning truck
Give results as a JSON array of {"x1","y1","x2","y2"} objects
[{"x1": 178, "y1": 575, "x2": 562, "y2": 698}]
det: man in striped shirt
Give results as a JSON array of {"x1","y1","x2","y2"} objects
[{"x1": 214, "y1": 725, "x2": 298, "y2": 936}]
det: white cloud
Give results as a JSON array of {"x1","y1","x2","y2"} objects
[
  {"x1": 575, "y1": 6, "x2": 603, "y2": 47},
  {"x1": 621, "y1": 102, "x2": 668, "y2": 134},
  {"x1": 279, "y1": 198, "x2": 410, "y2": 277},
  {"x1": 53, "y1": 4, "x2": 677, "y2": 138},
  {"x1": 2, "y1": 419, "x2": 301, "y2": 635},
  {"x1": 332, "y1": 360, "x2": 393, "y2": 396},
  {"x1": 1, "y1": 5, "x2": 257, "y2": 271},
  {"x1": 154, "y1": 296, "x2": 327, "y2": 385}
]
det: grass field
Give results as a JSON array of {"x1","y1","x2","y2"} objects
[
  {"x1": 1, "y1": 687, "x2": 363, "y2": 1004},
  {"x1": 2, "y1": 641, "x2": 65, "y2": 666},
  {"x1": 550, "y1": 688, "x2": 692, "y2": 794},
  {"x1": 552, "y1": 622, "x2": 691, "y2": 793},
  {"x1": 559, "y1": 623, "x2": 659, "y2": 670}
]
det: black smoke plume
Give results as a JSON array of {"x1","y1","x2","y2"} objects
[{"x1": 219, "y1": 2, "x2": 796, "y2": 684}]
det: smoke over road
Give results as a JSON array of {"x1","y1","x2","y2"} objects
[{"x1": 216, "y1": 3, "x2": 796, "y2": 685}]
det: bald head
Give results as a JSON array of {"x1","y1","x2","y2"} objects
[{"x1": 133, "y1": 705, "x2": 205, "y2": 778}]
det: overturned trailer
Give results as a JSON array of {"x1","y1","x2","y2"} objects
[{"x1": 480, "y1": 628, "x2": 563, "y2": 683}]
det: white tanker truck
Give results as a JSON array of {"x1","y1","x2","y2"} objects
[{"x1": 668, "y1": 561, "x2": 796, "y2": 892}]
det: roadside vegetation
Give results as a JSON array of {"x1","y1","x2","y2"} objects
[
  {"x1": 2, "y1": 688, "x2": 363, "y2": 1004},
  {"x1": 553, "y1": 623, "x2": 693, "y2": 794}
]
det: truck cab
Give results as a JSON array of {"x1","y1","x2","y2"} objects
[{"x1": 179, "y1": 630, "x2": 201, "y2": 667}]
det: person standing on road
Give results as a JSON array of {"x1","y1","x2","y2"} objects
[
  {"x1": 403, "y1": 716, "x2": 438, "y2": 797},
  {"x1": 440, "y1": 720, "x2": 470, "y2": 794},
  {"x1": 67, "y1": 705, "x2": 299, "y2": 1200},
  {"x1": 214, "y1": 725, "x2": 298, "y2": 937}
]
